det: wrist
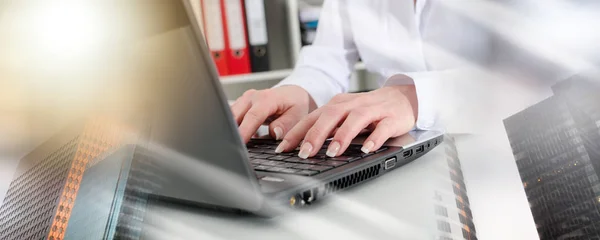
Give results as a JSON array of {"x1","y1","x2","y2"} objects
[{"x1": 385, "y1": 85, "x2": 418, "y2": 124}]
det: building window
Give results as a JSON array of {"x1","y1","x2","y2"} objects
[
  {"x1": 437, "y1": 220, "x2": 451, "y2": 233},
  {"x1": 459, "y1": 214, "x2": 467, "y2": 224},
  {"x1": 434, "y1": 191, "x2": 443, "y2": 201},
  {"x1": 435, "y1": 205, "x2": 448, "y2": 217}
]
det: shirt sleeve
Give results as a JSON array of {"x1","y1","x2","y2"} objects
[{"x1": 274, "y1": 0, "x2": 359, "y2": 107}]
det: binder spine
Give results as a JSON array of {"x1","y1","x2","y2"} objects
[
  {"x1": 201, "y1": 0, "x2": 229, "y2": 76},
  {"x1": 244, "y1": 0, "x2": 270, "y2": 72},
  {"x1": 222, "y1": 0, "x2": 252, "y2": 75}
]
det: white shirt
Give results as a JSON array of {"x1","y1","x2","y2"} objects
[{"x1": 275, "y1": 0, "x2": 596, "y2": 133}]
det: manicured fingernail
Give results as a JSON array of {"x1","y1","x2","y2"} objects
[
  {"x1": 274, "y1": 127, "x2": 283, "y2": 140},
  {"x1": 275, "y1": 140, "x2": 288, "y2": 153},
  {"x1": 326, "y1": 141, "x2": 340, "y2": 157},
  {"x1": 361, "y1": 141, "x2": 375, "y2": 154},
  {"x1": 298, "y1": 142, "x2": 313, "y2": 159}
]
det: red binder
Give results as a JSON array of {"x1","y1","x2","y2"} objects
[
  {"x1": 201, "y1": 0, "x2": 229, "y2": 76},
  {"x1": 221, "y1": 0, "x2": 252, "y2": 75}
]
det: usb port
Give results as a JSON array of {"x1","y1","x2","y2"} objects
[
  {"x1": 402, "y1": 149, "x2": 413, "y2": 159},
  {"x1": 416, "y1": 145, "x2": 425, "y2": 153},
  {"x1": 384, "y1": 157, "x2": 397, "y2": 170}
]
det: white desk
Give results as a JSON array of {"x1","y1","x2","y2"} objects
[{"x1": 141, "y1": 144, "x2": 450, "y2": 240}]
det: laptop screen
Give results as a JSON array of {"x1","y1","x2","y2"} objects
[{"x1": 2, "y1": 0, "x2": 261, "y2": 210}]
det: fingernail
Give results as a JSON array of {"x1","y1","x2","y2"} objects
[
  {"x1": 298, "y1": 142, "x2": 313, "y2": 159},
  {"x1": 326, "y1": 141, "x2": 340, "y2": 157},
  {"x1": 275, "y1": 140, "x2": 288, "y2": 153},
  {"x1": 274, "y1": 127, "x2": 283, "y2": 140},
  {"x1": 361, "y1": 141, "x2": 375, "y2": 154}
]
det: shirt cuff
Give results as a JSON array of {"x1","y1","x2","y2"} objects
[{"x1": 383, "y1": 73, "x2": 440, "y2": 131}]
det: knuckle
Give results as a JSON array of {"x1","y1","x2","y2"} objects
[
  {"x1": 351, "y1": 107, "x2": 371, "y2": 118},
  {"x1": 322, "y1": 105, "x2": 343, "y2": 116},
  {"x1": 331, "y1": 94, "x2": 346, "y2": 103},
  {"x1": 243, "y1": 89, "x2": 257, "y2": 98},
  {"x1": 255, "y1": 89, "x2": 275, "y2": 101}
]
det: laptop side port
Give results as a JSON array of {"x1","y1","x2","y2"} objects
[
  {"x1": 416, "y1": 145, "x2": 425, "y2": 153},
  {"x1": 302, "y1": 189, "x2": 316, "y2": 204},
  {"x1": 384, "y1": 157, "x2": 397, "y2": 170},
  {"x1": 402, "y1": 149, "x2": 413, "y2": 159}
]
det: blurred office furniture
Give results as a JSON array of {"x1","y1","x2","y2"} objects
[{"x1": 214, "y1": 0, "x2": 375, "y2": 100}]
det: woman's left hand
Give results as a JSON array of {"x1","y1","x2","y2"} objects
[{"x1": 275, "y1": 85, "x2": 419, "y2": 159}]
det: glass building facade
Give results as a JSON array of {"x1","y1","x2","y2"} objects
[
  {"x1": 504, "y1": 76, "x2": 600, "y2": 239},
  {"x1": 0, "y1": 118, "x2": 126, "y2": 240},
  {"x1": 433, "y1": 136, "x2": 478, "y2": 240},
  {"x1": 65, "y1": 144, "x2": 163, "y2": 240}
]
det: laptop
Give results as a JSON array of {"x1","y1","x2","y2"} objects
[{"x1": 90, "y1": 0, "x2": 443, "y2": 216}]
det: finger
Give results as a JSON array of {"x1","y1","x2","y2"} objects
[
  {"x1": 275, "y1": 109, "x2": 321, "y2": 153},
  {"x1": 301, "y1": 107, "x2": 348, "y2": 158},
  {"x1": 238, "y1": 102, "x2": 276, "y2": 143},
  {"x1": 361, "y1": 118, "x2": 401, "y2": 153},
  {"x1": 268, "y1": 109, "x2": 303, "y2": 141},
  {"x1": 230, "y1": 90, "x2": 256, "y2": 125},
  {"x1": 330, "y1": 107, "x2": 383, "y2": 157}
]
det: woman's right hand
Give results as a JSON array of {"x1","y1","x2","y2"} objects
[{"x1": 231, "y1": 85, "x2": 316, "y2": 144}]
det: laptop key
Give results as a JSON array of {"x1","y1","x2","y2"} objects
[
  {"x1": 248, "y1": 149, "x2": 264, "y2": 154},
  {"x1": 330, "y1": 156, "x2": 361, "y2": 162},
  {"x1": 269, "y1": 167, "x2": 287, "y2": 172},
  {"x1": 280, "y1": 152, "x2": 297, "y2": 156},
  {"x1": 279, "y1": 163, "x2": 298, "y2": 168},
  {"x1": 256, "y1": 144, "x2": 274, "y2": 149},
  {"x1": 250, "y1": 159, "x2": 263, "y2": 165},
  {"x1": 309, "y1": 165, "x2": 333, "y2": 172},
  {"x1": 254, "y1": 154, "x2": 274, "y2": 159},
  {"x1": 262, "y1": 160, "x2": 282, "y2": 166},
  {"x1": 319, "y1": 160, "x2": 347, "y2": 167},
  {"x1": 279, "y1": 168, "x2": 299, "y2": 174},
  {"x1": 292, "y1": 164, "x2": 314, "y2": 170},
  {"x1": 268, "y1": 155, "x2": 290, "y2": 161},
  {"x1": 254, "y1": 165, "x2": 271, "y2": 171},
  {"x1": 284, "y1": 157, "x2": 303, "y2": 163},
  {"x1": 302, "y1": 159, "x2": 325, "y2": 165}
]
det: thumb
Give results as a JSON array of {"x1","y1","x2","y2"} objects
[{"x1": 269, "y1": 111, "x2": 303, "y2": 141}]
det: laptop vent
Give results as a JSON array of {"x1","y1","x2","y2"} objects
[{"x1": 324, "y1": 164, "x2": 381, "y2": 194}]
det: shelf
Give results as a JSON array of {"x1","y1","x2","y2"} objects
[
  {"x1": 220, "y1": 69, "x2": 294, "y2": 84},
  {"x1": 220, "y1": 62, "x2": 366, "y2": 85}
]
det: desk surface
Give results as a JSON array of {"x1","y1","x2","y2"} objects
[{"x1": 140, "y1": 144, "x2": 451, "y2": 240}]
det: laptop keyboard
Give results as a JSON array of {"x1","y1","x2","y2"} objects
[{"x1": 247, "y1": 139, "x2": 388, "y2": 176}]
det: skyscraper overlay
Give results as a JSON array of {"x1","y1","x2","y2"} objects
[
  {"x1": 0, "y1": 118, "x2": 127, "y2": 240},
  {"x1": 505, "y1": 76, "x2": 600, "y2": 239}
]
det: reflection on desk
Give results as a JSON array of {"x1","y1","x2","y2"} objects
[{"x1": 140, "y1": 136, "x2": 477, "y2": 240}]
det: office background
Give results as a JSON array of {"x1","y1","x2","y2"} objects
[{"x1": 2, "y1": 0, "x2": 600, "y2": 239}]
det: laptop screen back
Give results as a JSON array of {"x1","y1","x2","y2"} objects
[{"x1": 2, "y1": 0, "x2": 261, "y2": 210}]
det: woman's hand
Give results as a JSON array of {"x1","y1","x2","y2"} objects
[
  {"x1": 275, "y1": 85, "x2": 418, "y2": 158},
  {"x1": 231, "y1": 85, "x2": 316, "y2": 143}
]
